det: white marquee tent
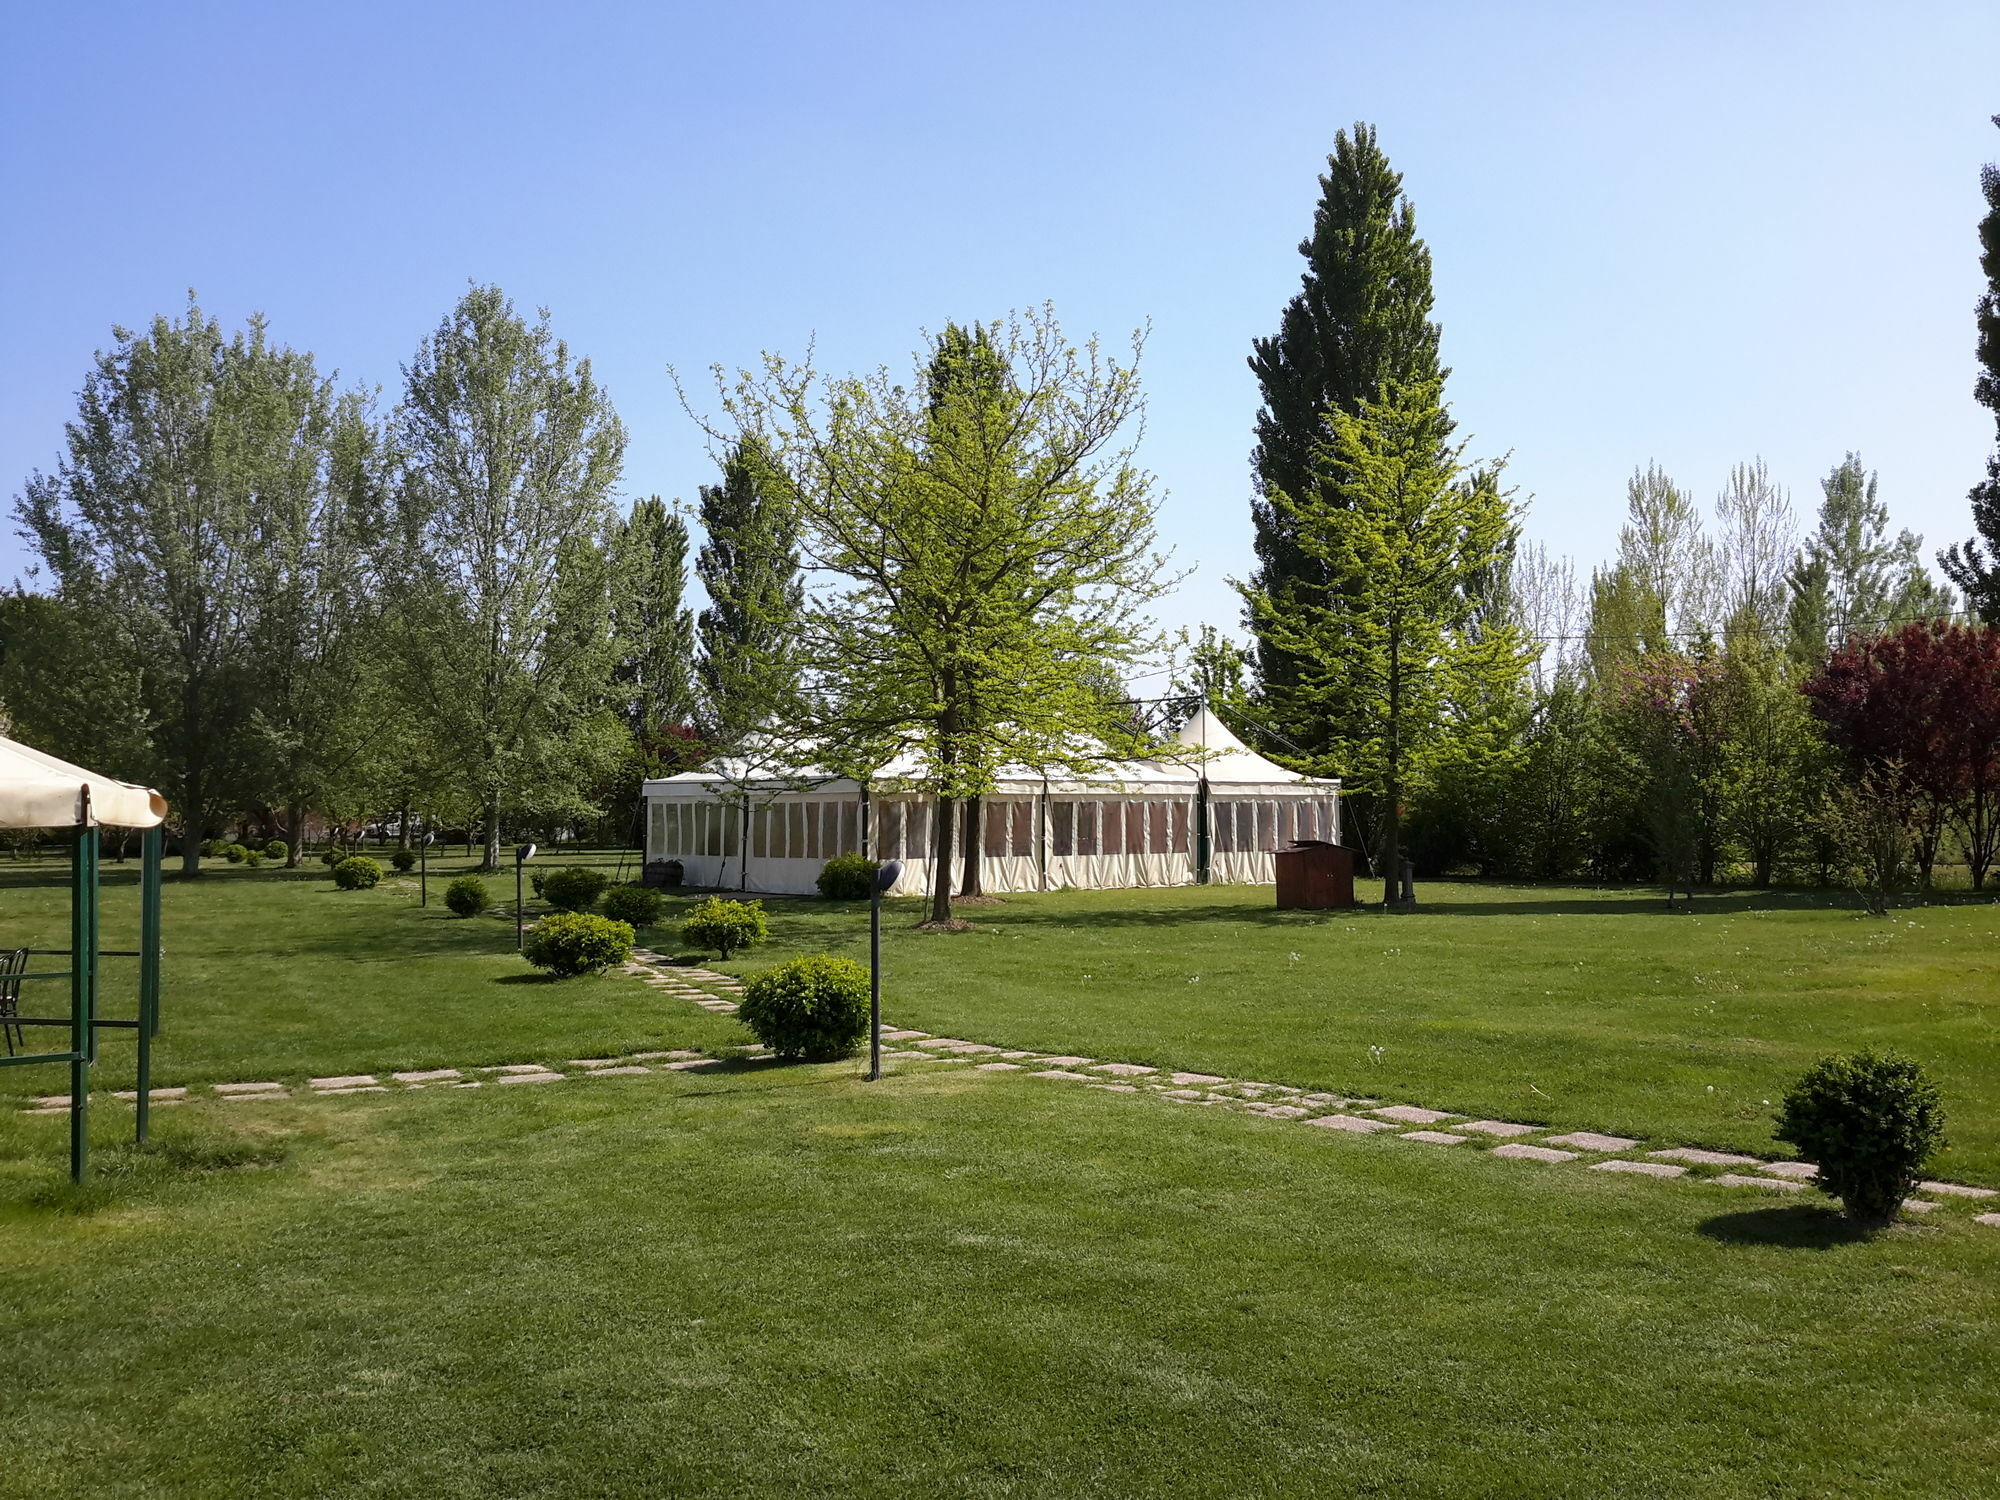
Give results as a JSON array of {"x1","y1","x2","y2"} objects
[{"x1": 641, "y1": 708, "x2": 1340, "y2": 898}]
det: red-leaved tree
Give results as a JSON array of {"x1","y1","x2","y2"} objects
[{"x1": 1804, "y1": 623, "x2": 2000, "y2": 888}]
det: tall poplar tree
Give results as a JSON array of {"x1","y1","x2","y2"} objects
[
  {"x1": 1944, "y1": 114, "x2": 2000, "y2": 622},
  {"x1": 1242, "y1": 378, "x2": 1526, "y2": 906},
  {"x1": 1247, "y1": 124, "x2": 1445, "y2": 739},
  {"x1": 13, "y1": 298, "x2": 322, "y2": 870},
  {"x1": 389, "y1": 285, "x2": 626, "y2": 870},
  {"x1": 695, "y1": 438, "x2": 802, "y2": 744}
]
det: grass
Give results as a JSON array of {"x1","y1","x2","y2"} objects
[
  {"x1": 3, "y1": 855, "x2": 1999, "y2": 1495},
  {"x1": 722, "y1": 881, "x2": 2000, "y2": 1181}
]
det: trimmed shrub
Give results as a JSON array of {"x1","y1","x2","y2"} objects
[
  {"x1": 223, "y1": 842, "x2": 249, "y2": 863},
  {"x1": 529, "y1": 868, "x2": 549, "y2": 899},
  {"x1": 1776, "y1": 1051, "x2": 1947, "y2": 1224},
  {"x1": 601, "y1": 883, "x2": 665, "y2": 928},
  {"x1": 201, "y1": 838, "x2": 229, "y2": 858},
  {"x1": 264, "y1": 839, "x2": 289, "y2": 861},
  {"x1": 540, "y1": 865, "x2": 610, "y2": 913},
  {"x1": 816, "y1": 853, "x2": 881, "y2": 900},
  {"x1": 244, "y1": 850, "x2": 265, "y2": 868},
  {"x1": 681, "y1": 896, "x2": 768, "y2": 959},
  {"x1": 444, "y1": 874, "x2": 491, "y2": 918},
  {"x1": 738, "y1": 955, "x2": 870, "y2": 1061},
  {"x1": 523, "y1": 911, "x2": 634, "y2": 977},
  {"x1": 333, "y1": 855, "x2": 382, "y2": 891},
  {"x1": 391, "y1": 848, "x2": 417, "y2": 872}
]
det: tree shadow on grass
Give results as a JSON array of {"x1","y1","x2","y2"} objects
[
  {"x1": 1696, "y1": 1204, "x2": 1875, "y2": 1249},
  {"x1": 491, "y1": 972, "x2": 562, "y2": 986}
]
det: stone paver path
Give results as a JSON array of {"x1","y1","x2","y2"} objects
[{"x1": 16, "y1": 943, "x2": 1997, "y2": 1232}]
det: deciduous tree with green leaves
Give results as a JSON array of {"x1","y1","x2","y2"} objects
[
  {"x1": 1241, "y1": 377, "x2": 1527, "y2": 906},
  {"x1": 1943, "y1": 114, "x2": 2000, "y2": 623},
  {"x1": 388, "y1": 285, "x2": 627, "y2": 870}
]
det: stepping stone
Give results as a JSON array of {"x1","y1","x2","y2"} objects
[
  {"x1": 31, "y1": 1095, "x2": 72, "y2": 1108},
  {"x1": 319, "y1": 1085, "x2": 390, "y2": 1095},
  {"x1": 886, "y1": 1031, "x2": 930, "y2": 1041},
  {"x1": 1759, "y1": 1160, "x2": 1818, "y2": 1180},
  {"x1": 883, "y1": 1049, "x2": 936, "y2": 1059},
  {"x1": 950, "y1": 1044, "x2": 1003, "y2": 1055},
  {"x1": 1591, "y1": 1159, "x2": 1684, "y2": 1178},
  {"x1": 974, "y1": 1062, "x2": 1021, "y2": 1071},
  {"x1": 393, "y1": 1069, "x2": 462, "y2": 1084},
  {"x1": 1370, "y1": 1104, "x2": 1457, "y2": 1126},
  {"x1": 1308, "y1": 1114, "x2": 1399, "y2": 1134},
  {"x1": 310, "y1": 1075, "x2": 378, "y2": 1090},
  {"x1": 220, "y1": 1090, "x2": 288, "y2": 1102},
  {"x1": 1545, "y1": 1131, "x2": 1640, "y2": 1153},
  {"x1": 1900, "y1": 1197, "x2": 1938, "y2": 1212},
  {"x1": 1650, "y1": 1148, "x2": 1762, "y2": 1167},
  {"x1": 585, "y1": 1065, "x2": 650, "y2": 1077},
  {"x1": 112, "y1": 1087, "x2": 190, "y2": 1102},
  {"x1": 482, "y1": 1064, "x2": 550, "y2": 1074},
  {"x1": 567, "y1": 1058, "x2": 622, "y2": 1069},
  {"x1": 917, "y1": 1038, "x2": 975, "y2": 1048},
  {"x1": 1300, "y1": 1092, "x2": 1347, "y2": 1106},
  {"x1": 1401, "y1": 1130, "x2": 1469, "y2": 1145},
  {"x1": 1090, "y1": 1083, "x2": 1138, "y2": 1093},
  {"x1": 495, "y1": 1071, "x2": 563, "y2": 1085},
  {"x1": 1159, "y1": 1089, "x2": 1203, "y2": 1100},
  {"x1": 1170, "y1": 1072, "x2": 1225, "y2": 1086},
  {"x1": 664, "y1": 1058, "x2": 723, "y2": 1070},
  {"x1": 1709, "y1": 1173, "x2": 1804, "y2": 1192},
  {"x1": 1973, "y1": 1213, "x2": 2000, "y2": 1229},
  {"x1": 24, "y1": 1106, "x2": 70, "y2": 1116},
  {"x1": 631, "y1": 1050, "x2": 700, "y2": 1061},
  {"x1": 1039, "y1": 1056, "x2": 1092, "y2": 1068},
  {"x1": 1032, "y1": 1070, "x2": 1096, "y2": 1082},
  {"x1": 1919, "y1": 1180, "x2": 1998, "y2": 1200},
  {"x1": 214, "y1": 1081, "x2": 285, "y2": 1095},
  {"x1": 1492, "y1": 1143, "x2": 1578, "y2": 1164},
  {"x1": 1248, "y1": 1104, "x2": 1310, "y2": 1119},
  {"x1": 1000, "y1": 1051, "x2": 1036, "y2": 1059},
  {"x1": 1092, "y1": 1063, "x2": 1155, "y2": 1077},
  {"x1": 1458, "y1": 1120, "x2": 1541, "y2": 1139}
]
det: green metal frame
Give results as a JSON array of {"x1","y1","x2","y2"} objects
[{"x1": 0, "y1": 807, "x2": 164, "y2": 1182}]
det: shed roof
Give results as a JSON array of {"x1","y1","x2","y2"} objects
[{"x1": 0, "y1": 734, "x2": 168, "y2": 830}]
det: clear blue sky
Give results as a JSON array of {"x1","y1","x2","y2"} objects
[{"x1": 4, "y1": 1, "x2": 1996, "y2": 657}]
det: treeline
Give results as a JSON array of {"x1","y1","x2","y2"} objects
[
  {"x1": 1216, "y1": 121, "x2": 2000, "y2": 898},
  {"x1": 1, "y1": 288, "x2": 807, "y2": 871},
  {"x1": 2, "y1": 295, "x2": 1171, "y2": 908}
]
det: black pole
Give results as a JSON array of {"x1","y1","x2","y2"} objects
[
  {"x1": 868, "y1": 883, "x2": 882, "y2": 1081},
  {"x1": 419, "y1": 836, "x2": 428, "y2": 907},
  {"x1": 516, "y1": 860, "x2": 525, "y2": 950}
]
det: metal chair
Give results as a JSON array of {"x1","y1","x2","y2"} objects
[{"x1": 0, "y1": 946, "x2": 26, "y2": 1056}]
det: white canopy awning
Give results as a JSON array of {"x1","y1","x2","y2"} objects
[{"x1": 0, "y1": 734, "x2": 167, "y2": 830}]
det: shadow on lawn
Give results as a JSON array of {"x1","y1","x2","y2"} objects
[{"x1": 1696, "y1": 1204, "x2": 1875, "y2": 1250}]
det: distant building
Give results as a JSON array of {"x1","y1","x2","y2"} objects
[{"x1": 641, "y1": 708, "x2": 1340, "y2": 897}]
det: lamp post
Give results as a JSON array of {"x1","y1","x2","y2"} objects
[
  {"x1": 514, "y1": 842, "x2": 538, "y2": 949},
  {"x1": 866, "y1": 859, "x2": 903, "y2": 1082},
  {"x1": 419, "y1": 830, "x2": 437, "y2": 907}
]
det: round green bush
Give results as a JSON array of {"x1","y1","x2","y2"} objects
[
  {"x1": 529, "y1": 868, "x2": 548, "y2": 899},
  {"x1": 816, "y1": 853, "x2": 881, "y2": 900},
  {"x1": 319, "y1": 847, "x2": 342, "y2": 865},
  {"x1": 540, "y1": 865, "x2": 610, "y2": 913},
  {"x1": 391, "y1": 848, "x2": 417, "y2": 872},
  {"x1": 201, "y1": 838, "x2": 228, "y2": 858},
  {"x1": 264, "y1": 839, "x2": 288, "y2": 861},
  {"x1": 244, "y1": 850, "x2": 265, "y2": 868},
  {"x1": 523, "y1": 911, "x2": 634, "y2": 977},
  {"x1": 333, "y1": 855, "x2": 383, "y2": 891},
  {"x1": 443, "y1": 873, "x2": 491, "y2": 918},
  {"x1": 600, "y1": 883, "x2": 665, "y2": 928},
  {"x1": 223, "y1": 842, "x2": 248, "y2": 863},
  {"x1": 738, "y1": 955, "x2": 870, "y2": 1061},
  {"x1": 680, "y1": 895, "x2": 768, "y2": 959},
  {"x1": 1775, "y1": 1050, "x2": 1947, "y2": 1224}
]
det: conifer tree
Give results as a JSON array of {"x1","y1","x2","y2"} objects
[
  {"x1": 695, "y1": 439, "x2": 802, "y2": 744},
  {"x1": 1943, "y1": 114, "x2": 2000, "y2": 622},
  {"x1": 609, "y1": 496, "x2": 697, "y2": 736},
  {"x1": 1246, "y1": 125, "x2": 1445, "y2": 740}
]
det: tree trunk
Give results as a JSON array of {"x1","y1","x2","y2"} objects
[
  {"x1": 287, "y1": 803, "x2": 306, "y2": 867},
  {"x1": 482, "y1": 796, "x2": 503, "y2": 872},
  {"x1": 958, "y1": 796, "x2": 984, "y2": 897},
  {"x1": 1383, "y1": 626, "x2": 1401, "y2": 907},
  {"x1": 397, "y1": 798, "x2": 413, "y2": 852},
  {"x1": 930, "y1": 794, "x2": 955, "y2": 924},
  {"x1": 179, "y1": 771, "x2": 204, "y2": 875}
]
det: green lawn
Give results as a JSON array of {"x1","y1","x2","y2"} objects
[
  {"x1": 2, "y1": 858, "x2": 1998, "y2": 1497},
  {"x1": 724, "y1": 881, "x2": 2000, "y2": 1182}
]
